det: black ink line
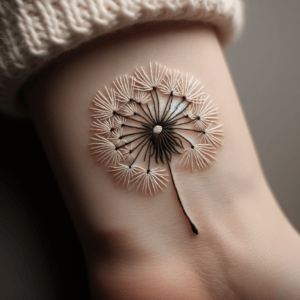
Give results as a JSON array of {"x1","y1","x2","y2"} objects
[
  {"x1": 169, "y1": 115, "x2": 188, "y2": 123},
  {"x1": 173, "y1": 128, "x2": 204, "y2": 134},
  {"x1": 130, "y1": 137, "x2": 151, "y2": 167},
  {"x1": 150, "y1": 90, "x2": 158, "y2": 121},
  {"x1": 114, "y1": 112, "x2": 151, "y2": 128},
  {"x1": 166, "y1": 159, "x2": 198, "y2": 235},
  {"x1": 167, "y1": 102, "x2": 191, "y2": 122},
  {"x1": 132, "y1": 100, "x2": 155, "y2": 124},
  {"x1": 164, "y1": 98, "x2": 186, "y2": 122},
  {"x1": 172, "y1": 132, "x2": 193, "y2": 147},
  {"x1": 172, "y1": 119, "x2": 195, "y2": 127},
  {"x1": 144, "y1": 136, "x2": 153, "y2": 161},
  {"x1": 154, "y1": 88, "x2": 160, "y2": 121},
  {"x1": 146, "y1": 103, "x2": 156, "y2": 123},
  {"x1": 120, "y1": 130, "x2": 151, "y2": 139},
  {"x1": 161, "y1": 92, "x2": 173, "y2": 123},
  {"x1": 116, "y1": 132, "x2": 150, "y2": 150},
  {"x1": 122, "y1": 124, "x2": 148, "y2": 130},
  {"x1": 131, "y1": 135, "x2": 151, "y2": 155}
]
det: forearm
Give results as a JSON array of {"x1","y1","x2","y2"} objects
[{"x1": 25, "y1": 21, "x2": 300, "y2": 300}]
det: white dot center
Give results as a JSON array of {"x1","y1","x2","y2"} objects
[{"x1": 153, "y1": 125, "x2": 163, "y2": 134}]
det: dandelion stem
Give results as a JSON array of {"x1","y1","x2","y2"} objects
[{"x1": 166, "y1": 159, "x2": 198, "y2": 235}]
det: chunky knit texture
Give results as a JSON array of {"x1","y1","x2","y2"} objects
[{"x1": 0, "y1": 0, "x2": 244, "y2": 116}]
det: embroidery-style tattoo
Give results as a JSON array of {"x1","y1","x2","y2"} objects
[{"x1": 90, "y1": 63, "x2": 223, "y2": 234}]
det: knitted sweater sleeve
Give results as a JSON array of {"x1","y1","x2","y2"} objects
[{"x1": 0, "y1": 0, "x2": 244, "y2": 116}]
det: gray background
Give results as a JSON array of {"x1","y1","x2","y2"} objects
[
  {"x1": 0, "y1": 0, "x2": 299, "y2": 299},
  {"x1": 225, "y1": 0, "x2": 300, "y2": 231}
]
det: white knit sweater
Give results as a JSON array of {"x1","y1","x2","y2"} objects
[{"x1": 0, "y1": 0, "x2": 244, "y2": 116}]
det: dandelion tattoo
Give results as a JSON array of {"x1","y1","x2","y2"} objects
[{"x1": 90, "y1": 63, "x2": 223, "y2": 235}]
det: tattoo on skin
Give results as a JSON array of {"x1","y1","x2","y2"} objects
[{"x1": 89, "y1": 62, "x2": 223, "y2": 234}]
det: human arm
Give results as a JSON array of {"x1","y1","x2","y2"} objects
[{"x1": 24, "y1": 21, "x2": 300, "y2": 300}]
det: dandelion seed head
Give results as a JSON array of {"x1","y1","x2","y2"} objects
[
  {"x1": 153, "y1": 125, "x2": 163, "y2": 134},
  {"x1": 90, "y1": 63, "x2": 223, "y2": 235},
  {"x1": 90, "y1": 63, "x2": 222, "y2": 193}
]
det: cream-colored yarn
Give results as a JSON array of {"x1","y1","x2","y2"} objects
[{"x1": 0, "y1": 0, "x2": 244, "y2": 116}]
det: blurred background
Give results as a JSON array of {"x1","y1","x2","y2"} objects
[{"x1": 0, "y1": 0, "x2": 299, "y2": 299}]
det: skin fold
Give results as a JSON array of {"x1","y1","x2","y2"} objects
[{"x1": 24, "y1": 21, "x2": 300, "y2": 299}]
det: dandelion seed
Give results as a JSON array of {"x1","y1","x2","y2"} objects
[
  {"x1": 200, "y1": 124, "x2": 224, "y2": 147},
  {"x1": 113, "y1": 75, "x2": 135, "y2": 103},
  {"x1": 109, "y1": 130, "x2": 126, "y2": 147},
  {"x1": 134, "y1": 90, "x2": 151, "y2": 104},
  {"x1": 90, "y1": 135, "x2": 123, "y2": 166},
  {"x1": 91, "y1": 87, "x2": 119, "y2": 119},
  {"x1": 110, "y1": 163, "x2": 137, "y2": 188},
  {"x1": 160, "y1": 69, "x2": 181, "y2": 95},
  {"x1": 90, "y1": 118, "x2": 115, "y2": 136},
  {"x1": 130, "y1": 167, "x2": 168, "y2": 195},
  {"x1": 180, "y1": 144, "x2": 215, "y2": 170},
  {"x1": 119, "y1": 101, "x2": 138, "y2": 116},
  {"x1": 192, "y1": 96, "x2": 218, "y2": 130},
  {"x1": 183, "y1": 104, "x2": 196, "y2": 119},
  {"x1": 177, "y1": 74, "x2": 204, "y2": 102},
  {"x1": 114, "y1": 116, "x2": 126, "y2": 129},
  {"x1": 120, "y1": 144, "x2": 135, "y2": 163},
  {"x1": 134, "y1": 62, "x2": 167, "y2": 91}
]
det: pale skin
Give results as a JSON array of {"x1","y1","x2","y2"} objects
[{"x1": 24, "y1": 21, "x2": 300, "y2": 299}]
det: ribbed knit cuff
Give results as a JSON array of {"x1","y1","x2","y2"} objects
[{"x1": 0, "y1": 0, "x2": 244, "y2": 116}]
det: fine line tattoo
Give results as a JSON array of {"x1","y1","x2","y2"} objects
[{"x1": 90, "y1": 62, "x2": 223, "y2": 235}]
